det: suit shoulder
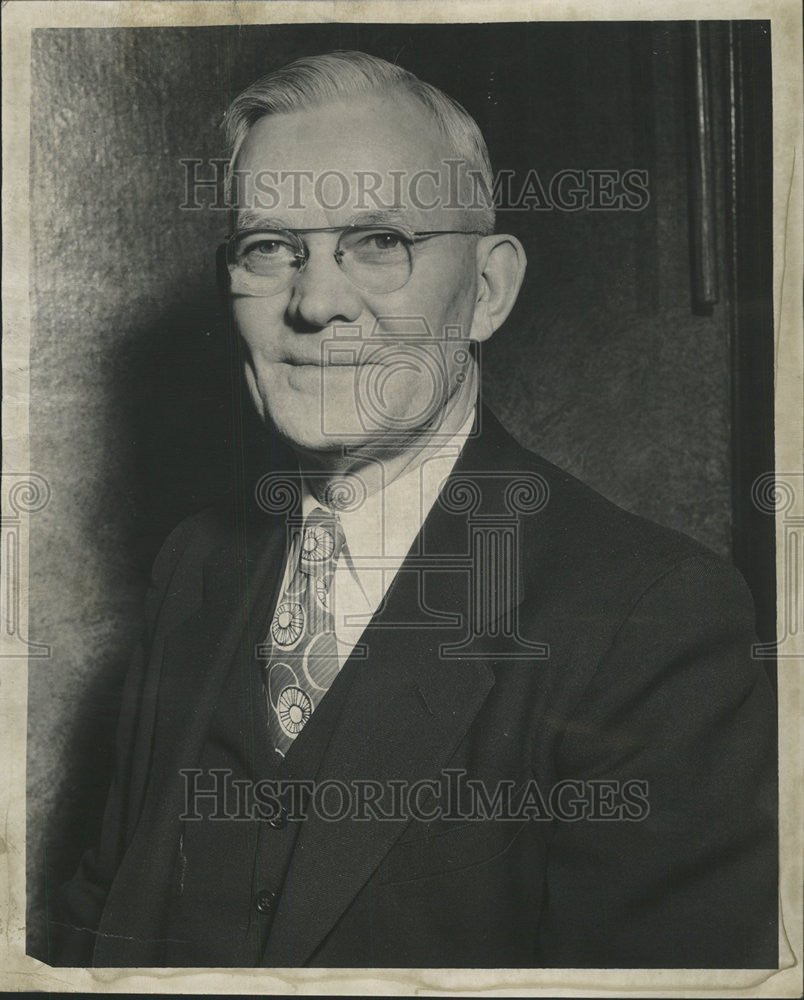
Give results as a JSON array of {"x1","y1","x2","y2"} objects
[
  {"x1": 527, "y1": 448, "x2": 711, "y2": 565},
  {"x1": 150, "y1": 503, "x2": 236, "y2": 582},
  {"x1": 479, "y1": 408, "x2": 747, "y2": 611}
]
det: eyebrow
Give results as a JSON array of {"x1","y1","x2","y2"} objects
[
  {"x1": 236, "y1": 210, "x2": 292, "y2": 230},
  {"x1": 235, "y1": 207, "x2": 412, "y2": 232},
  {"x1": 345, "y1": 208, "x2": 408, "y2": 227}
]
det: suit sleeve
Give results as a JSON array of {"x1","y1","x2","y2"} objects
[
  {"x1": 51, "y1": 520, "x2": 194, "y2": 966},
  {"x1": 536, "y1": 555, "x2": 778, "y2": 968}
]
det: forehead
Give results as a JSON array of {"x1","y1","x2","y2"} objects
[
  {"x1": 238, "y1": 93, "x2": 452, "y2": 177},
  {"x1": 233, "y1": 94, "x2": 464, "y2": 227}
]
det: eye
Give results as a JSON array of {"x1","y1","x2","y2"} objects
[
  {"x1": 235, "y1": 233, "x2": 299, "y2": 271},
  {"x1": 240, "y1": 237, "x2": 294, "y2": 256},
  {"x1": 251, "y1": 239, "x2": 284, "y2": 255},
  {"x1": 365, "y1": 231, "x2": 403, "y2": 251},
  {"x1": 344, "y1": 228, "x2": 411, "y2": 264}
]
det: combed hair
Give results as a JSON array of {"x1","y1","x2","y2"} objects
[{"x1": 223, "y1": 50, "x2": 495, "y2": 233}]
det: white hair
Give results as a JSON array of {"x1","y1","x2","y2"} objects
[{"x1": 222, "y1": 50, "x2": 495, "y2": 233}]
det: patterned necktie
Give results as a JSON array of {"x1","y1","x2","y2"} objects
[{"x1": 262, "y1": 507, "x2": 346, "y2": 757}]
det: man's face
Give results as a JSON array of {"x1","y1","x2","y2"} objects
[{"x1": 230, "y1": 93, "x2": 483, "y2": 457}]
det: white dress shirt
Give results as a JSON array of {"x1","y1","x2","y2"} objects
[{"x1": 275, "y1": 409, "x2": 475, "y2": 669}]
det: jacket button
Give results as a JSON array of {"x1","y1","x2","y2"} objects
[
  {"x1": 255, "y1": 889, "x2": 277, "y2": 915},
  {"x1": 268, "y1": 808, "x2": 287, "y2": 829}
]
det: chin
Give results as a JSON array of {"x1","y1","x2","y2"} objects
[
  {"x1": 255, "y1": 371, "x2": 452, "y2": 458},
  {"x1": 266, "y1": 412, "x2": 338, "y2": 454},
  {"x1": 262, "y1": 403, "x2": 359, "y2": 456},
  {"x1": 268, "y1": 405, "x2": 424, "y2": 462}
]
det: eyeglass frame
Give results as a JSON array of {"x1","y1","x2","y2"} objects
[{"x1": 219, "y1": 223, "x2": 485, "y2": 296}]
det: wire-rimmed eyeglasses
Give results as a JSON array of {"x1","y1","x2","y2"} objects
[{"x1": 221, "y1": 224, "x2": 483, "y2": 296}]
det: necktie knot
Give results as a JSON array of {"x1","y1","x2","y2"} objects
[{"x1": 299, "y1": 507, "x2": 346, "y2": 579}]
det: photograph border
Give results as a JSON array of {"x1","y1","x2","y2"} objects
[{"x1": 2, "y1": 1, "x2": 801, "y2": 995}]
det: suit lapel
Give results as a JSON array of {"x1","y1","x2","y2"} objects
[
  {"x1": 96, "y1": 504, "x2": 288, "y2": 963},
  {"x1": 150, "y1": 513, "x2": 285, "y2": 778},
  {"x1": 261, "y1": 564, "x2": 495, "y2": 966},
  {"x1": 262, "y1": 411, "x2": 531, "y2": 965}
]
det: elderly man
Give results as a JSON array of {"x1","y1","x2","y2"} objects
[{"x1": 57, "y1": 51, "x2": 777, "y2": 969}]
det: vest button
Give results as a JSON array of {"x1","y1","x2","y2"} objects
[
  {"x1": 255, "y1": 889, "x2": 277, "y2": 915},
  {"x1": 268, "y1": 807, "x2": 288, "y2": 829}
]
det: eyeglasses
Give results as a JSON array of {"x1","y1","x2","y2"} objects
[{"x1": 221, "y1": 224, "x2": 483, "y2": 296}]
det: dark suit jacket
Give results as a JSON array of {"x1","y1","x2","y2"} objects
[{"x1": 56, "y1": 407, "x2": 777, "y2": 968}]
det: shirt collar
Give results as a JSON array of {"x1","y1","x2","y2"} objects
[{"x1": 299, "y1": 407, "x2": 475, "y2": 576}]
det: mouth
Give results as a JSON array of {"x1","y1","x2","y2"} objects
[
  {"x1": 279, "y1": 357, "x2": 392, "y2": 369},
  {"x1": 280, "y1": 359, "x2": 358, "y2": 368}
]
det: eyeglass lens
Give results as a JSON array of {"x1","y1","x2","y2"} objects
[{"x1": 229, "y1": 227, "x2": 414, "y2": 295}]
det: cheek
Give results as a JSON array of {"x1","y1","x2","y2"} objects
[
  {"x1": 384, "y1": 256, "x2": 476, "y2": 336},
  {"x1": 232, "y1": 299, "x2": 287, "y2": 354}
]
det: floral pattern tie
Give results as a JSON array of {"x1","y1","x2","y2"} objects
[{"x1": 262, "y1": 507, "x2": 346, "y2": 757}]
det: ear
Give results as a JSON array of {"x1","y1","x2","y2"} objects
[{"x1": 469, "y1": 234, "x2": 527, "y2": 343}]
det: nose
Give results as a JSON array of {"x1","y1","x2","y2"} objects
[{"x1": 287, "y1": 238, "x2": 364, "y2": 329}]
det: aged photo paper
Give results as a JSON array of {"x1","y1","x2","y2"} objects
[{"x1": 2, "y1": 0, "x2": 802, "y2": 995}]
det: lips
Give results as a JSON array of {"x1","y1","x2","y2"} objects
[
  {"x1": 280, "y1": 355, "x2": 393, "y2": 368},
  {"x1": 280, "y1": 358, "x2": 357, "y2": 367}
]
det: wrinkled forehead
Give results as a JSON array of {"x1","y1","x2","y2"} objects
[{"x1": 231, "y1": 94, "x2": 480, "y2": 230}]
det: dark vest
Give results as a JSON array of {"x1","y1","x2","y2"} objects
[{"x1": 161, "y1": 599, "x2": 360, "y2": 966}]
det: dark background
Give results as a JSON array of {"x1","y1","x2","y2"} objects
[{"x1": 26, "y1": 22, "x2": 773, "y2": 961}]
